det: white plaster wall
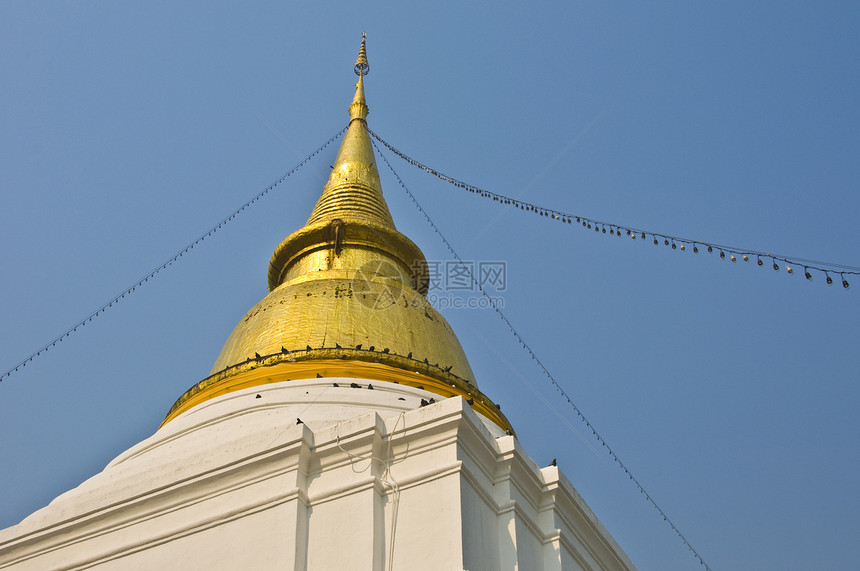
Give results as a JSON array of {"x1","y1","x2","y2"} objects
[
  {"x1": 95, "y1": 504, "x2": 296, "y2": 570},
  {"x1": 0, "y1": 378, "x2": 634, "y2": 571}
]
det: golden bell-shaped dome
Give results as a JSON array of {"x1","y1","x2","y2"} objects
[{"x1": 163, "y1": 38, "x2": 510, "y2": 433}]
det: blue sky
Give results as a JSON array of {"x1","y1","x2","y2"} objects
[{"x1": 2, "y1": 2, "x2": 858, "y2": 569}]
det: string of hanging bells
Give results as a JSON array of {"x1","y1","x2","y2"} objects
[{"x1": 368, "y1": 129, "x2": 857, "y2": 291}]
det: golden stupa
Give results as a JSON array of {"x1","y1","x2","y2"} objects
[{"x1": 163, "y1": 36, "x2": 510, "y2": 432}]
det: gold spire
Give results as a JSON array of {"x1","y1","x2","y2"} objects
[
  {"x1": 347, "y1": 73, "x2": 369, "y2": 123},
  {"x1": 303, "y1": 72, "x2": 389, "y2": 229},
  {"x1": 162, "y1": 35, "x2": 511, "y2": 433}
]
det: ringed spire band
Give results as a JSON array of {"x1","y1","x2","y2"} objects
[{"x1": 354, "y1": 32, "x2": 369, "y2": 76}]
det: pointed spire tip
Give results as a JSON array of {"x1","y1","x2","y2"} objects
[{"x1": 354, "y1": 33, "x2": 369, "y2": 76}]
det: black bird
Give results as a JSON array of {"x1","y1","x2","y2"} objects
[
  {"x1": 281, "y1": 346, "x2": 289, "y2": 354},
  {"x1": 505, "y1": 429, "x2": 514, "y2": 436},
  {"x1": 368, "y1": 345, "x2": 375, "y2": 352},
  {"x1": 550, "y1": 458, "x2": 557, "y2": 467},
  {"x1": 407, "y1": 352, "x2": 412, "y2": 359},
  {"x1": 367, "y1": 384, "x2": 374, "y2": 390},
  {"x1": 356, "y1": 344, "x2": 362, "y2": 350},
  {"x1": 316, "y1": 373, "x2": 323, "y2": 378},
  {"x1": 296, "y1": 418, "x2": 304, "y2": 425},
  {"x1": 333, "y1": 383, "x2": 339, "y2": 387},
  {"x1": 423, "y1": 358, "x2": 429, "y2": 365},
  {"x1": 350, "y1": 382, "x2": 360, "y2": 388},
  {"x1": 443, "y1": 365, "x2": 452, "y2": 372},
  {"x1": 255, "y1": 352, "x2": 262, "y2": 359},
  {"x1": 416, "y1": 385, "x2": 424, "y2": 390},
  {"x1": 255, "y1": 394, "x2": 262, "y2": 399},
  {"x1": 466, "y1": 398, "x2": 474, "y2": 405},
  {"x1": 382, "y1": 348, "x2": 389, "y2": 354},
  {"x1": 306, "y1": 345, "x2": 313, "y2": 351},
  {"x1": 335, "y1": 343, "x2": 342, "y2": 349},
  {"x1": 428, "y1": 398, "x2": 435, "y2": 404},
  {"x1": 419, "y1": 399, "x2": 429, "y2": 407},
  {"x1": 495, "y1": 403, "x2": 501, "y2": 410}
]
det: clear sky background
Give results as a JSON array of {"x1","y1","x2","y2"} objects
[{"x1": 2, "y1": 2, "x2": 858, "y2": 569}]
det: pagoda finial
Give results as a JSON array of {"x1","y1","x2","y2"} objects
[
  {"x1": 354, "y1": 32, "x2": 369, "y2": 76},
  {"x1": 348, "y1": 33, "x2": 369, "y2": 122}
]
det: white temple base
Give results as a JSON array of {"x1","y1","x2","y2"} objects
[{"x1": 0, "y1": 379, "x2": 634, "y2": 570}]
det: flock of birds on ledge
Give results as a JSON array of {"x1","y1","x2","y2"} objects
[{"x1": 234, "y1": 344, "x2": 469, "y2": 383}]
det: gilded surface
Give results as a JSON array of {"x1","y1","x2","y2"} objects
[
  {"x1": 210, "y1": 273, "x2": 476, "y2": 385},
  {"x1": 268, "y1": 220, "x2": 428, "y2": 292}
]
